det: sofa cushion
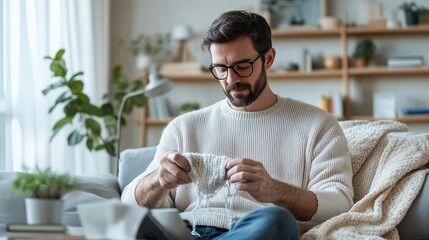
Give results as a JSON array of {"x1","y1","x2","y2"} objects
[
  {"x1": 118, "y1": 147, "x2": 157, "y2": 193},
  {"x1": 0, "y1": 171, "x2": 120, "y2": 227}
]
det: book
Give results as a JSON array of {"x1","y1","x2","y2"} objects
[
  {"x1": 6, "y1": 223, "x2": 65, "y2": 233},
  {"x1": 402, "y1": 107, "x2": 429, "y2": 115},
  {"x1": 387, "y1": 56, "x2": 424, "y2": 68}
]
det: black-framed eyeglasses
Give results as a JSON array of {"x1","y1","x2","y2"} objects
[{"x1": 209, "y1": 52, "x2": 264, "y2": 80}]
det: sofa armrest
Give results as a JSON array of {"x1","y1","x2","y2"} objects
[
  {"x1": 397, "y1": 172, "x2": 429, "y2": 240},
  {"x1": 118, "y1": 147, "x2": 157, "y2": 193}
]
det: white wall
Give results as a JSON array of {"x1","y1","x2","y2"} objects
[{"x1": 110, "y1": 0, "x2": 429, "y2": 149}]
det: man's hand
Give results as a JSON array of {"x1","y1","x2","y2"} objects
[
  {"x1": 135, "y1": 151, "x2": 192, "y2": 208},
  {"x1": 225, "y1": 157, "x2": 318, "y2": 221},
  {"x1": 225, "y1": 158, "x2": 275, "y2": 203},
  {"x1": 154, "y1": 151, "x2": 192, "y2": 190}
]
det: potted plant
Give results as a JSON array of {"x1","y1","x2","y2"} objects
[
  {"x1": 352, "y1": 38, "x2": 376, "y2": 68},
  {"x1": 11, "y1": 167, "x2": 77, "y2": 224},
  {"x1": 399, "y1": 2, "x2": 420, "y2": 26}
]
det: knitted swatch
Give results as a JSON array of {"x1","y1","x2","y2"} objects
[{"x1": 182, "y1": 152, "x2": 235, "y2": 236}]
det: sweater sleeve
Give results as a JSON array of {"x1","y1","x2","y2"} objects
[{"x1": 306, "y1": 118, "x2": 354, "y2": 224}]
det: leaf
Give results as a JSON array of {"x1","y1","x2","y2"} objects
[
  {"x1": 103, "y1": 115, "x2": 117, "y2": 135},
  {"x1": 85, "y1": 118, "x2": 101, "y2": 136},
  {"x1": 67, "y1": 80, "x2": 84, "y2": 94},
  {"x1": 86, "y1": 138, "x2": 94, "y2": 151},
  {"x1": 112, "y1": 65, "x2": 122, "y2": 78},
  {"x1": 67, "y1": 130, "x2": 85, "y2": 146},
  {"x1": 114, "y1": 76, "x2": 129, "y2": 90},
  {"x1": 104, "y1": 142, "x2": 116, "y2": 156},
  {"x1": 76, "y1": 93, "x2": 90, "y2": 104},
  {"x1": 52, "y1": 116, "x2": 72, "y2": 132},
  {"x1": 42, "y1": 81, "x2": 66, "y2": 95},
  {"x1": 55, "y1": 49, "x2": 65, "y2": 60},
  {"x1": 80, "y1": 103, "x2": 104, "y2": 117},
  {"x1": 50, "y1": 60, "x2": 67, "y2": 77},
  {"x1": 131, "y1": 94, "x2": 146, "y2": 107},
  {"x1": 48, "y1": 91, "x2": 71, "y2": 113},
  {"x1": 100, "y1": 103, "x2": 114, "y2": 115},
  {"x1": 70, "y1": 71, "x2": 84, "y2": 82},
  {"x1": 64, "y1": 101, "x2": 79, "y2": 117}
]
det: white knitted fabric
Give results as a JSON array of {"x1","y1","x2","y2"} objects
[
  {"x1": 183, "y1": 152, "x2": 230, "y2": 197},
  {"x1": 302, "y1": 120, "x2": 429, "y2": 239},
  {"x1": 182, "y1": 152, "x2": 234, "y2": 236}
]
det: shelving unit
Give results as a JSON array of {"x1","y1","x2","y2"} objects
[{"x1": 139, "y1": 25, "x2": 429, "y2": 146}]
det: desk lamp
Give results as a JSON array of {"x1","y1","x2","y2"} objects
[{"x1": 115, "y1": 71, "x2": 173, "y2": 174}]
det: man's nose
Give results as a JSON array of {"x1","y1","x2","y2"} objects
[{"x1": 226, "y1": 68, "x2": 240, "y2": 85}]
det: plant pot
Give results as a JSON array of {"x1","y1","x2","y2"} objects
[
  {"x1": 354, "y1": 59, "x2": 368, "y2": 68},
  {"x1": 404, "y1": 10, "x2": 419, "y2": 26},
  {"x1": 25, "y1": 198, "x2": 64, "y2": 224}
]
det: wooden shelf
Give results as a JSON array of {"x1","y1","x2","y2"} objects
[
  {"x1": 268, "y1": 69, "x2": 342, "y2": 79},
  {"x1": 347, "y1": 26, "x2": 429, "y2": 35},
  {"x1": 162, "y1": 72, "x2": 213, "y2": 81},
  {"x1": 349, "y1": 66, "x2": 429, "y2": 76},
  {"x1": 349, "y1": 115, "x2": 429, "y2": 123},
  {"x1": 272, "y1": 28, "x2": 341, "y2": 38}
]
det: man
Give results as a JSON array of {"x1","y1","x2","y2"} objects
[{"x1": 122, "y1": 10, "x2": 353, "y2": 239}]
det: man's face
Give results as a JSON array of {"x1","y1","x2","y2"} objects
[{"x1": 210, "y1": 36, "x2": 267, "y2": 108}]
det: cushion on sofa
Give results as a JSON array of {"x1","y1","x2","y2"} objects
[{"x1": 118, "y1": 147, "x2": 156, "y2": 193}]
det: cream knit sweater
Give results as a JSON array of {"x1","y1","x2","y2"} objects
[{"x1": 122, "y1": 96, "x2": 354, "y2": 232}]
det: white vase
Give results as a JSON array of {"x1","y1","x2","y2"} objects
[{"x1": 25, "y1": 198, "x2": 64, "y2": 224}]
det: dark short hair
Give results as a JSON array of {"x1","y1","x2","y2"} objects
[{"x1": 201, "y1": 10, "x2": 272, "y2": 55}]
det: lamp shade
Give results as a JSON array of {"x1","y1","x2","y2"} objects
[
  {"x1": 145, "y1": 72, "x2": 174, "y2": 97},
  {"x1": 171, "y1": 25, "x2": 192, "y2": 41}
]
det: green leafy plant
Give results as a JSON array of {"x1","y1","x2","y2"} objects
[
  {"x1": 129, "y1": 32, "x2": 171, "y2": 58},
  {"x1": 399, "y1": 2, "x2": 419, "y2": 12},
  {"x1": 352, "y1": 38, "x2": 376, "y2": 61},
  {"x1": 180, "y1": 102, "x2": 200, "y2": 113},
  {"x1": 43, "y1": 49, "x2": 145, "y2": 156},
  {"x1": 11, "y1": 167, "x2": 77, "y2": 199}
]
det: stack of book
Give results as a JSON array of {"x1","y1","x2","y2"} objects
[{"x1": 387, "y1": 56, "x2": 424, "y2": 68}]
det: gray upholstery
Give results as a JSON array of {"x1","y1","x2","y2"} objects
[
  {"x1": 117, "y1": 147, "x2": 429, "y2": 239},
  {"x1": 118, "y1": 146, "x2": 156, "y2": 193},
  {"x1": 397, "y1": 173, "x2": 429, "y2": 240}
]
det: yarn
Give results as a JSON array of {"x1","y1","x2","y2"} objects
[{"x1": 182, "y1": 152, "x2": 236, "y2": 237}]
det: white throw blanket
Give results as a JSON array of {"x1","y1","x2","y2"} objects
[{"x1": 302, "y1": 120, "x2": 429, "y2": 240}]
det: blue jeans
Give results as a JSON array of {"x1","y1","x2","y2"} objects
[{"x1": 192, "y1": 206, "x2": 299, "y2": 240}]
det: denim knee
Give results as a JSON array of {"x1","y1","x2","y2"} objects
[{"x1": 262, "y1": 206, "x2": 298, "y2": 230}]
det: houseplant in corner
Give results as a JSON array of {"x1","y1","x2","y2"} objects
[
  {"x1": 11, "y1": 167, "x2": 77, "y2": 224},
  {"x1": 43, "y1": 49, "x2": 145, "y2": 156},
  {"x1": 352, "y1": 38, "x2": 376, "y2": 68}
]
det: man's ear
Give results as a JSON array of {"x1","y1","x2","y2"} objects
[{"x1": 264, "y1": 48, "x2": 276, "y2": 70}]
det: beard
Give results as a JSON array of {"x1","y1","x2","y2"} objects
[{"x1": 223, "y1": 68, "x2": 267, "y2": 107}]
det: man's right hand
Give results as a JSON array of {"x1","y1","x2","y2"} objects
[
  {"x1": 136, "y1": 151, "x2": 192, "y2": 207},
  {"x1": 152, "y1": 151, "x2": 192, "y2": 190}
]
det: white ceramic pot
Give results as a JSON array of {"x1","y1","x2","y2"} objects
[{"x1": 25, "y1": 198, "x2": 64, "y2": 224}]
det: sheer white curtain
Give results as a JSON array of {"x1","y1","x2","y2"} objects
[{"x1": 1, "y1": 0, "x2": 112, "y2": 174}]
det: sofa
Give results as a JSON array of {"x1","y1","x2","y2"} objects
[{"x1": 0, "y1": 120, "x2": 428, "y2": 239}]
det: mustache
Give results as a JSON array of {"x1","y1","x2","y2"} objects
[{"x1": 226, "y1": 82, "x2": 251, "y2": 91}]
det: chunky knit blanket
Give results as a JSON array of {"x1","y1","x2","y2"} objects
[{"x1": 302, "y1": 120, "x2": 429, "y2": 240}]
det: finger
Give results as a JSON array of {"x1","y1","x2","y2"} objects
[
  {"x1": 225, "y1": 158, "x2": 260, "y2": 170},
  {"x1": 229, "y1": 171, "x2": 261, "y2": 183},
  {"x1": 226, "y1": 164, "x2": 261, "y2": 179},
  {"x1": 167, "y1": 151, "x2": 191, "y2": 172}
]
